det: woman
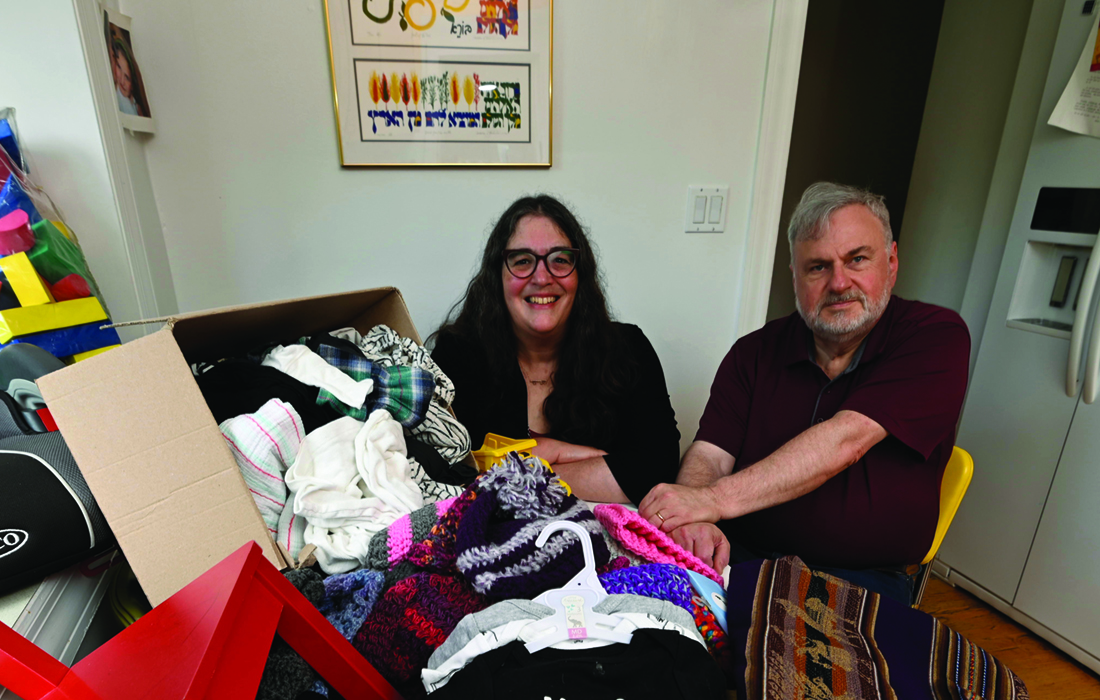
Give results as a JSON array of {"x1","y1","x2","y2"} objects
[{"x1": 431, "y1": 195, "x2": 680, "y2": 504}]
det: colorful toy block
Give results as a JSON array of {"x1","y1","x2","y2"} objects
[
  {"x1": 0, "y1": 297, "x2": 106, "y2": 343},
  {"x1": 51, "y1": 219, "x2": 74, "y2": 241},
  {"x1": 71, "y1": 344, "x2": 120, "y2": 362},
  {"x1": 0, "y1": 321, "x2": 120, "y2": 358},
  {"x1": 50, "y1": 274, "x2": 92, "y2": 301},
  {"x1": 0, "y1": 209, "x2": 34, "y2": 255},
  {"x1": 0, "y1": 251, "x2": 54, "y2": 306},
  {"x1": 28, "y1": 219, "x2": 94, "y2": 286}
]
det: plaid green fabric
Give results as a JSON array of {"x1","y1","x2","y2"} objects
[{"x1": 313, "y1": 340, "x2": 435, "y2": 428}]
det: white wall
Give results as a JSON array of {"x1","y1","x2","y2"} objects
[
  {"x1": 123, "y1": 0, "x2": 775, "y2": 452},
  {"x1": 0, "y1": 0, "x2": 148, "y2": 336}
]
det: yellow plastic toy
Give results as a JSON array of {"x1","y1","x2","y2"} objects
[
  {"x1": 470, "y1": 433, "x2": 571, "y2": 495},
  {"x1": 471, "y1": 433, "x2": 538, "y2": 472},
  {"x1": 72, "y1": 344, "x2": 120, "y2": 362}
]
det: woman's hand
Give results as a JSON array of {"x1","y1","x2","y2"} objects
[{"x1": 530, "y1": 437, "x2": 607, "y2": 465}]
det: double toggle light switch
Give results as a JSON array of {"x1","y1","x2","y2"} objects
[{"x1": 685, "y1": 186, "x2": 729, "y2": 233}]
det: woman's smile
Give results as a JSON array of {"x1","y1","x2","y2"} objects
[{"x1": 526, "y1": 295, "x2": 560, "y2": 306}]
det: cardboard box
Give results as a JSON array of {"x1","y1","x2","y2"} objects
[{"x1": 37, "y1": 288, "x2": 422, "y2": 606}]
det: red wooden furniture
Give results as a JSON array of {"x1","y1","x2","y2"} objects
[{"x1": 0, "y1": 542, "x2": 400, "y2": 699}]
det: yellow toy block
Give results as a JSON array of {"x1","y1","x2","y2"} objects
[
  {"x1": 0, "y1": 297, "x2": 107, "y2": 343},
  {"x1": 0, "y1": 252, "x2": 55, "y2": 306},
  {"x1": 51, "y1": 220, "x2": 74, "y2": 241},
  {"x1": 72, "y1": 344, "x2": 120, "y2": 362}
]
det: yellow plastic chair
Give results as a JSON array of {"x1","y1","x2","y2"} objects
[{"x1": 913, "y1": 446, "x2": 974, "y2": 606}]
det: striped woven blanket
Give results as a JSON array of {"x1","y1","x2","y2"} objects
[{"x1": 727, "y1": 556, "x2": 1029, "y2": 700}]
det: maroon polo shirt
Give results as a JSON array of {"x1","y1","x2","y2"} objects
[{"x1": 695, "y1": 296, "x2": 970, "y2": 568}]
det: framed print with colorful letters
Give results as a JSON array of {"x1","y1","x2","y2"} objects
[{"x1": 323, "y1": 0, "x2": 552, "y2": 167}]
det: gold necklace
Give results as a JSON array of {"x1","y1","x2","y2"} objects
[{"x1": 520, "y1": 365, "x2": 552, "y2": 386}]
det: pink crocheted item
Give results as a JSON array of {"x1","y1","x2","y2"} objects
[
  {"x1": 593, "y1": 504, "x2": 723, "y2": 584},
  {"x1": 387, "y1": 497, "x2": 456, "y2": 566}
]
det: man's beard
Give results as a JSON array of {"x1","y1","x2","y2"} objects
[{"x1": 795, "y1": 285, "x2": 892, "y2": 341}]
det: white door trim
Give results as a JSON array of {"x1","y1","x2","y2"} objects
[
  {"x1": 70, "y1": 0, "x2": 161, "y2": 322},
  {"x1": 737, "y1": 0, "x2": 807, "y2": 339}
]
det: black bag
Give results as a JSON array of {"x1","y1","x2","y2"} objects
[{"x1": 0, "y1": 383, "x2": 114, "y2": 594}]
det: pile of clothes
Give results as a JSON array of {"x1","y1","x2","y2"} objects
[
  {"x1": 193, "y1": 324, "x2": 1028, "y2": 700},
  {"x1": 264, "y1": 452, "x2": 731, "y2": 700},
  {"x1": 195, "y1": 324, "x2": 474, "y2": 574}
]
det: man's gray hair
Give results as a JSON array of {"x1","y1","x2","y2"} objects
[{"x1": 787, "y1": 182, "x2": 892, "y2": 255}]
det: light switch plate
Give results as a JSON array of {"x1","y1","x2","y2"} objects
[{"x1": 685, "y1": 185, "x2": 729, "y2": 233}]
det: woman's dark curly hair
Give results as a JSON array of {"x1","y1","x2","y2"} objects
[{"x1": 432, "y1": 194, "x2": 634, "y2": 445}]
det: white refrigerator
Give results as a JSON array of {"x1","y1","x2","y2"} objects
[{"x1": 938, "y1": 0, "x2": 1100, "y2": 673}]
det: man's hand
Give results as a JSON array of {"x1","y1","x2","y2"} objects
[
  {"x1": 638, "y1": 482, "x2": 724, "y2": 532},
  {"x1": 671, "y1": 523, "x2": 730, "y2": 573},
  {"x1": 530, "y1": 438, "x2": 607, "y2": 465}
]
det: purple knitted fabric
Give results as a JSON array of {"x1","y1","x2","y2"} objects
[
  {"x1": 598, "y1": 562, "x2": 696, "y2": 615},
  {"x1": 454, "y1": 452, "x2": 609, "y2": 599},
  {"x1": 353, "y1": 572, "x2": 487, "y2": 699}
]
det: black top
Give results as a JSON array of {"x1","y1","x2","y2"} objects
[{"x1": 431, "y1": 323, "x2": 681, "y2": 505}]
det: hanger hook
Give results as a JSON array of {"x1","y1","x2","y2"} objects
[{"x1": 535, "y1": 520, "x2": 594, "y2": 573}]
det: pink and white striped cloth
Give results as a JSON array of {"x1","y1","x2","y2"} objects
[{"x1": 219, "y1": 398, "x2": 305, "y2": 536}]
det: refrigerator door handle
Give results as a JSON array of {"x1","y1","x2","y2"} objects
[
  {"x1": 1085, "y1": 273, "x2": 1100, "y2": 404},
  {"x1": 1068, "y1": 250, "x2": 1100, "y2": 397}
]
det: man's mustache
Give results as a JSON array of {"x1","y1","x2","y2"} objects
[{"x1": 817, "y1": 292, "x2": 865, "y2": 310}]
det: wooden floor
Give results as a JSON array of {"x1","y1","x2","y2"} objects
[{"x1": 919, "y1": 577, "x2": 1100, "y2": 699}]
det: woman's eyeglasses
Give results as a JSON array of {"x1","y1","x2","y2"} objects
[{"x1": 504, "y1": 247, "x2": 579, "y2": 279}]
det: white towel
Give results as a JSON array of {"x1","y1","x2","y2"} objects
[
  {"x1": 220, "y1": 399, "x2": 303, "y2": 536},
  {"x1": 282, "y1": 411, "x2": 424, "y2": 573}
]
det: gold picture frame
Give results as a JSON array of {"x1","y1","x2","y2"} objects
[{"x1": 323, "y1": 0, "x2": 552, "y2": 167}]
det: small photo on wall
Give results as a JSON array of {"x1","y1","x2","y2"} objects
[{"x1": 102, "y1": 6, "x2": 154, "y2": 133}]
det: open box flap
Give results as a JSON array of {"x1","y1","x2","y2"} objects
[{"x1": 37, "y1": 328, "x2": 288, "y2": 605}]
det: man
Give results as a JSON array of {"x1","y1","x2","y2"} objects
[{"x1": 639, "y1": 182, "x2": 969, "y2": 602}]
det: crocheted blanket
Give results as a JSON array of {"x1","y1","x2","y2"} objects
[{"x1": 728, "y1": 556, "x2": 1029, "y2": 700}]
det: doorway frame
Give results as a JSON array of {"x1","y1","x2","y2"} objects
[{"x1": 737, "y1": 0, "x2": 808, "y2": 339}]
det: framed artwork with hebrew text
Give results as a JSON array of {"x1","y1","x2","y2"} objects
[{"x1": 323, "y1": 0, "x2": 552, "y2": 167}]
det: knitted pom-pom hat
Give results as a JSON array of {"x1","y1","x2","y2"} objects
[
  {"x1": 454, "y1": 452, "x2": 609, "y2": 599},
  {"x1": 353, "y1": 572, "x2": 487, "y2": 699},
  {"x1": 594, "y1": 503, "x2": 724, "y2": 584}
]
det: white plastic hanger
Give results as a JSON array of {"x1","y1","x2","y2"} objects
[{"x1": 522, "y1": 520, "x2": 634, "y2": 653}]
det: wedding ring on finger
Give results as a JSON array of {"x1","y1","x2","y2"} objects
[{"x1": 656, "y1": 511, "x2": 666, "y2": 522}]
